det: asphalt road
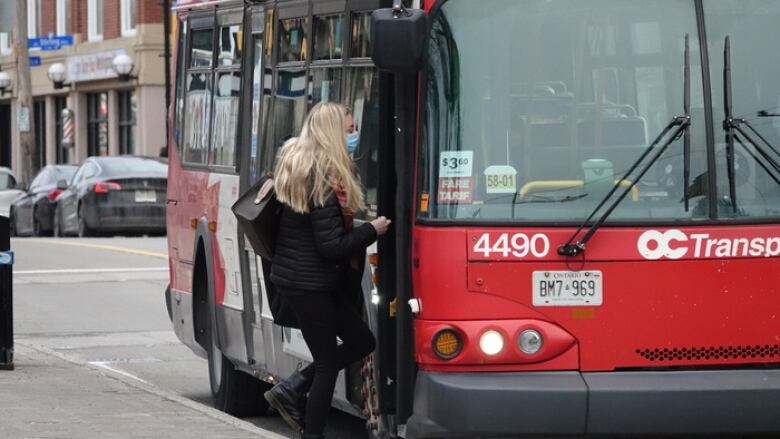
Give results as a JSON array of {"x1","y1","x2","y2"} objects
[{"x1": 12, "y1": 236, "x2": 366, "y2": 439}]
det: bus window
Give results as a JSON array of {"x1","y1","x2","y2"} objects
[
  {"x1": 350, "y1": 12, "x2": 371, "y2": 59},
  {"x1": 210, "y1": 71, "x2": 241, "y2": 167},
  {"x1": 419, "y1": 0, "x2": 706, "y2": 222},
  {"x1": 217, "y1": 23, "x2": 242, "y2": 67},
  {"x1": 310, "y1": 68, "x2": 342, "y2": 106},
  {"x1": 345, "y1": 67, "x2": 380, "y2": 217},
  {"x1": 183, "y1": 72, "x2": 212, "y2": 165},
  {"x1": 173, "y1": 19, "x2": 187, "y2": 149},
  {"x1": 248, "y1": 33, "x2": 266, "y2": 183},
  {"x1": 190, "y1": 28, "x2": 214, "y2": 68},
  {"x1": 278, "y1": 18, "x2": 308, "y2": 64},
  {"x1": 313, "y1": 14, "x2": 344, "y2": 61},
  {"x1": 261, "y1": 69, "x2": 307, "y2": 174},
  {"x1": 705, "y1": 0, "x2": 780, "y2": 219}
]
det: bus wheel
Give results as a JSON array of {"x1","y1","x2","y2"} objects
[
  {"x1": 362, "y1": 353, "x2": 393, "y2": 439},
  {"x1": 206, "y1": 290, "x2": 271, "y2": 417}
]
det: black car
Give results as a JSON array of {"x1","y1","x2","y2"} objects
[
  {"x1": 55, "y1": 157, "x2": 168, "y2": 237},
  {"x1": 10, "y1": 165, "x2": 78, "y2": 236}
]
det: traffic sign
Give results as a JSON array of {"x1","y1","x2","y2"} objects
[{"x1": 28, "y1": 35, "x2": 73, "y2": 51}]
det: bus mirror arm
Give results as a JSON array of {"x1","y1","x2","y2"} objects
[{"x1": 558, "y1": 34, "x2": 693, "y2": 258}]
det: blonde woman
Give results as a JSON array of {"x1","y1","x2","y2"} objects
[{"x1": 264, "y1": 102, "x2": 391, "y2": 439}]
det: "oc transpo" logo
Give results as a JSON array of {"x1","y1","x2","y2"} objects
[
  {"x1": 637, "y1": 229, "x2": 780, "y2": 260},
  {"x1": 637, "y1": 230, "x2": 689, "y2": 260}
]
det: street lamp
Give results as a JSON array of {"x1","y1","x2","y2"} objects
[
  {"x1": 0, "y1": 70, "x2": 11, "y2": 96},
  {"x1": 112, "y1": 54, "x2": 137, "y2": 82},
  {"x1": 47, "y1": 63, "x2": 70, "y2": 90}
]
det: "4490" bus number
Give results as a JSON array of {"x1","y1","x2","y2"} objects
[{"x1": 472, "y1": 233, "x2": 550, "y2": 259}]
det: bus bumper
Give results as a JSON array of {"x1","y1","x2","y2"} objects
[{"x1": 406, "y1": 369, "x2": 780, "y2": 438}]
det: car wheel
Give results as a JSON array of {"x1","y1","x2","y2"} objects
[
  {"x1": 32, "y1": 208, "x2": 42, "y2": 237},
  {"x1": 53, "y1": 208, "x2": 62, "y2": 238},
  {"x1": 8, "y1": 209, "x2": 16, "y2": 237},
  {"x1": 78, "y1": 204, "x2": 93, "y2": 238}
]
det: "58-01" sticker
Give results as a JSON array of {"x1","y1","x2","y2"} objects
[{"x1": 471, "y1": 232, "x2": 551, "y2": 259}]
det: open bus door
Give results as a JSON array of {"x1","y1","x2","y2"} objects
[{"x1": 372, "y1": 2, "x2": 429, "y2": 434}]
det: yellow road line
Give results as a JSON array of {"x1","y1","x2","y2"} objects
[{"x1": 27, "y1": 239, "x2": 168, "y2": 260}]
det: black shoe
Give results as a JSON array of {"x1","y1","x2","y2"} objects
[
  {"x1": 265, "y1": 370, "x2": 309, "y2": 432},
  {"x1": 300, "y1": 434, "x2": 324, "y2": 439}
]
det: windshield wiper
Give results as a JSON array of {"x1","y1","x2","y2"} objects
[
  {"x1": 722, "y1": 36, "x2": 780, "y2": 213},
  {"x1": 558, "y1": 34, "x2": 692, "y2": 258}
]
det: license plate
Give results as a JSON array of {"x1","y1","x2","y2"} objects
[
  {"x1": 532, "y1": 270, "x2": 603, "y2": 306},
  {"x1": 135, "y1": 190, "x2": 156, "y2": 203}
]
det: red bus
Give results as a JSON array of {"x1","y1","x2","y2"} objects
[{"x1": 167, "y1": 0, "x2": 780, "y2": 437}]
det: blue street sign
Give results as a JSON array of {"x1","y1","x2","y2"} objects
[
  {"x1": 28, "y1": 35, "x2": 73, "y2": 51},
  {"x1": 29, "y1": 56, "x2": 41, "y2": 67},
  {"x1": 0, "y1": 252, "x2": 14, "y2": 265}
]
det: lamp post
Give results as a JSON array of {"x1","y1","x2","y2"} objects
[
  {"x1": 112, "y1": 54, "x2": 137, "y2": 82},
  {"x1": 47, "y1": 63, "x2": 70, "y2": 90},
  {"x1": 0, "y1": 71, "x2": 11, "y2": 96}
]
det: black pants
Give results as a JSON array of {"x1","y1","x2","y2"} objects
[{"x1": 285, "y1": 291, "x2": 376, "y2": 435}]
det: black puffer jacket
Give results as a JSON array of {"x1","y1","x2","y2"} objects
[{"x1": 270, "y1": 192, "x2": 377, "y2": 293}]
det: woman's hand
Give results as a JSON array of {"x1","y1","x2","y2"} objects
[{"x1": 370, "y1": 216, "x2": 392, "y2": 236}]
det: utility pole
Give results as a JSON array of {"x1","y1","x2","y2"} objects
[{"x1": 14, "y1": 0, "x2": 37, "y2": 183}]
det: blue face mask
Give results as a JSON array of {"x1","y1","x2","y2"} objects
[{"x1": 346, "y1": 131, "x2": 360, "y2": 155}]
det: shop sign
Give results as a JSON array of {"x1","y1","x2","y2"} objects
[{"x1": 66, "y1": 49, "x2": 125, "y2": 82}]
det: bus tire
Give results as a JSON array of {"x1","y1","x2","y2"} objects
[{"x1": 203, "y1": 256, "x2": 270, "y2": 417}]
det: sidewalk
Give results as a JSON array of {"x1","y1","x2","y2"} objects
[{"x1": 0, "y1": 343, "x2": 285, "y2": 439}]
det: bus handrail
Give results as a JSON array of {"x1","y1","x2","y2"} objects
[{"x1": 518, "y1": 179, "x2": 639, "y2": 202}]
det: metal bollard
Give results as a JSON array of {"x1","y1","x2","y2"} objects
[{"x1": 0, "y1": 216, "x2": 13, "y2": 370}]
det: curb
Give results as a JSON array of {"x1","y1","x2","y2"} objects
[{"x1": 17, "y1": 341, "x2": 289, "y2": 439}]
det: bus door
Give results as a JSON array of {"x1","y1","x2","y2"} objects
[{"x1": 238, "y1": 0, "x2": 398, "y2": 415}]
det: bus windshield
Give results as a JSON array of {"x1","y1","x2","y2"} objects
[{"x1": 418, "y1": 0, "x2": 780, "y2": 223}]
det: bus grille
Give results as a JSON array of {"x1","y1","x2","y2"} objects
[{"x1": 636, "y1": 345, "x2": 780, "y2": 362}]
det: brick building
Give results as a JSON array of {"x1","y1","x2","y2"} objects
[{"x1": 0, "y1": 0, "x2": 166, "y2": 180}]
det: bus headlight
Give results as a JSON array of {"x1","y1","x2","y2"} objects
[
  {"x1": 432, "y1": 329, "x2": 461, "y2": 360},
  {"x1": 479, "y1": 330, "x2": 505, "y2": 356},
  {"x1": 518, "y1": 329, "x2": 543, "y2": 354}
]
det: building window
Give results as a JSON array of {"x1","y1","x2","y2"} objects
[
  {"x1": 28, "y1": 0, "x2": 42, "y2": 39},
  {"x1": 56, "y1": 0, "x2": 71, "y2": 36},
  {"x1": 33, "y1": 99, "x2": 46, "y2": 170},
  {"x1": 55, "y1": 97, "x2": 69, "y2": 164},
  {"x1": 87, "y1": 93, "x2": 109, "y2": 157},
  {"x1": 121, "y1": 0, "x2": 137, "y2": 37},
  {"x1": 118, "y1": 91, "x2": 136, "y2": 155},
  {"x1": 88, "y1": 0, "x2": 103, "y2": 42},
  {"x1": 0, "y1": 33, "x2": 11, "y2": 55}
]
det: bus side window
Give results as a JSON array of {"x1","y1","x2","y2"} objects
[
  {"x1": 260, "y1": 12, "x2": 309, "y2": 175},
  {"x1": 173, "y1": 19, "x2": 187, "y2": 151},
  {"x1": 344, "y1": 68, "x2": 380, "y2": 218},
  {"x1": 209, "y1": 16, "x2": 243, "y2": 168},
  {"x1": 183, "y1": 27, "x2": 214, "y2": 166}
]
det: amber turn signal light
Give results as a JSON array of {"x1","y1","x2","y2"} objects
[{"x1": 432, "y1": 329, "x2": 462, "y2": 360}]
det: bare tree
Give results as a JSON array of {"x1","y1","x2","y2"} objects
[{"x1": 14, "y1": 0, "x2": 38, "y2": 182}]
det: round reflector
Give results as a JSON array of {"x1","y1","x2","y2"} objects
[{"x1": 432, "y1": 329, "x2": 461, "y2": 360}]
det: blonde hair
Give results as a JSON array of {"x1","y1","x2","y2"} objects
[{"x1": 274, "y1": 102, "x2": 366, "y2": 214}]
